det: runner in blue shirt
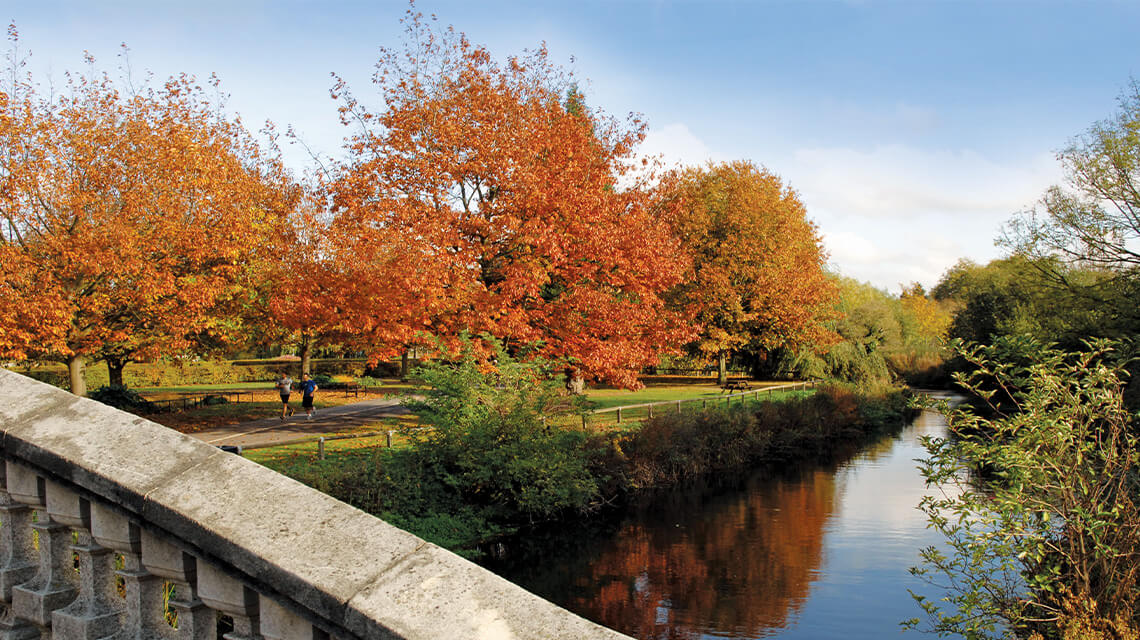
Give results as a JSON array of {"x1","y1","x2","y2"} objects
[{"x1": 299, "y1": 373, "x2": 319, "y2": 419}]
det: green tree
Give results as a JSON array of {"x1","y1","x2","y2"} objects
[
  {"x1": 1000, "y1": 82, "x2": 1140, "y2": 345},
  {"x1": 907, "y1": 337, "x2": 1140, "y2": 639},
  {"x1": 763, "y1": 276, "x2": 899, "y2": 386},
  {"x1": 932, "y1": 257, "x2": 1116, "y2": 350},
  {"x1": 1004, "y1": 81, "x2": 1140, "y2": 274}
]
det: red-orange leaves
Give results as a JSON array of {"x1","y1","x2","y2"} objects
[
  {"x1": 0, "y1": 49, "x2": 288, "y2": 394},
  {"x1": 331, "y1": 15, "x2": 692, "y2": 388}
]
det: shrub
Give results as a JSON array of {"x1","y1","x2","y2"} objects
[
  {"x1": 907, "y1": 337, "x2": 1140, "y2": 639},
  {"x1": 356, "y1": 376, "x2": 383, "y2": 388},
  {"x1": 622, "y1": 384, "x2": 912, "y2": 488},
  {"x1": 402, "y1": 336, "x2": 600, "y2": 521},
  {"x1": 89, "y1": 385, "x2": 153, "y2": 412}
]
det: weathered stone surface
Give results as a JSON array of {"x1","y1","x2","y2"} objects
[
  {"x1": 344, "y1": 543, "x2": 631, "y2": 640},
  {"x1": 0, "y1": 369, "x2": 635, "y2": 640},
  {"x1": 89, "y1": 502, "x2": 140, "y2": 554},
  {"x1": 141, "y1": 451, "x2": 425, "y2": 627},
  {"x1": 0, "y1": 371, "x2": 222, "y2": 514},
  {"x1": 260, "y1": 596, "x2": 319, "y2": 640}
]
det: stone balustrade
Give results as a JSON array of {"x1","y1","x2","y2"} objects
[{"x1": 0, "y1": 370, "x2": 631, "y2": 640}]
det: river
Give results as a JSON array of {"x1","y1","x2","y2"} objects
[{"x1": 481, "y1": 399, "x2": 953, "y2": 639}]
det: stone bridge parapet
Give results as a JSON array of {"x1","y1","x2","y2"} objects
[{"x1": 0, "y1": 369, "x2": 630, "y2": 640}]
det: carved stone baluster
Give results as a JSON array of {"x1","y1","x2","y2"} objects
[
  {"x1": 8, "y1": 465, "x2": 78, "y2": 632},
  {"x1": 88, "y1": 503, "x2": 173, "y2": 640},
  {"x1": 47, "y1": 482, "x2": 123, "y2": 639},
  {"x1": 0, "y1": 462, "x2": 38, "y2": 640},
  {"x1": 140, "y1": 530, "x2": 214, "y2": 640},
  {"x1": 258, "y1": 597, "x2": 327, "y2": 640},
  {"x1": 197, "y1": 564, "x2": 258, "y2": 640}
]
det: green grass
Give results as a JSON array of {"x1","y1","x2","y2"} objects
[
  {"x1": 244, "y1": 417, "x2": 417, "y2": 468},
  {"x1": 584, "y1": 384, "x2": 726, "y2": 410},
  {"x1": 582, "y1": 380, "x2": 802, "y2": 410}
]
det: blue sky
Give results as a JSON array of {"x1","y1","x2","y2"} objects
[{"x1": 9, "y1": 1, "x2": 1140, "y2": 292}]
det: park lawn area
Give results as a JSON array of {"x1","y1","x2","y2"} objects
[
  {"x1": 582, "y1": 378, "x2": 796, "y2": 410},
  {"x1": 244, "y1": 415, "x2": 419, "y2": 470},
  {"x1": 584, "y1": 384, "x2": 724, "y2": 410}
]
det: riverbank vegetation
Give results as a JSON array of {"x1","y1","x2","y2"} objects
[
  {"x1": 906, "y1": 84, "x2": 1140, "y2": 639},
  {"x1": 264, "y1": 340, "x2": 913, "y2": 555},
  {"x1": 908, "y1": 338, "x2": 1140, "y2": 640}
]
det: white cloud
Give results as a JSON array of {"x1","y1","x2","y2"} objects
[
  {"x1": 822, "y1": 230, "x2": 882, "y2": 265},
  {"x1": 779, "y1": 144, "x2": 1064, "y2": 292},
  {"x1": 635, "y1": 122, "x2": 724, "y2": 170},
  {"x1": 787, "y1": 144, "x2": 1060, "y2": 218}
]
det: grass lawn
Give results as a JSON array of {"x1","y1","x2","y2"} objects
[
  {"x1": 244, "y1": 415, "x2": 420, "y2": 470},
  {"x1": 230, "y1": 377, "x2": 818, "y2": 467},
  {"x1": 585, "y1": 383, "x2": 726, "y2": 410}
]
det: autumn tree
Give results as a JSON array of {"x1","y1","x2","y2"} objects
[
  {"x1": 0, "y1": 35, "x2": 290, "y2": 395},
  {"x1": 330, "y1": 11, "x2": 692, "y2": 389},
  {"x1": 897, "y1": 282, "x2": 952, "y2": 353},
  {"x1": 663, "y1": 161, "x2": 837, "y2": 385}
]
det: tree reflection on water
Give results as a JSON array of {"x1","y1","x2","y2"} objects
[{"x1": 484, "y1": 465, "x2": 839, "y2": 639}]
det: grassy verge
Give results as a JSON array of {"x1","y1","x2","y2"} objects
[{"x1": 246, "y1": 415, "x2": 419, "y2": 468}]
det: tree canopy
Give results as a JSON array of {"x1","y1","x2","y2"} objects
[
  {"x1": 0, "y1": 35, "x2": 291, "y2": 394},
  {"x1": 329, "y1": 12, "x2": 693, "y2": 388},
  {"x1": 662, "y1": 161, "x2": 837, "y2": 383}
]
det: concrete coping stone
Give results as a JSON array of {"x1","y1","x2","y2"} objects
[{"x1": 0, "y1": 370, "x2": 631, "y2": 640}]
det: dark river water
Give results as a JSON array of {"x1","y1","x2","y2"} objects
[{"x1": 481, "y1": 401, "x2": 952, "y2": 639}]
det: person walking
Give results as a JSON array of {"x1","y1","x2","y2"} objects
[
  {"x1": 275, "y1": 373, "x2": 295, "y2": 420},
  {"x1": 299, "y1": 373, "x2": 319, "y2": 420}
]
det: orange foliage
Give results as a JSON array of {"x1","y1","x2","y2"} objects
[
  {"x1": 565, "y1": 470, "x2": 835, "y2": 638},
  {"x1": 0, "y1": 34, "x2": 291, "y2": 393},
  {"x1": 330, "y1": 12, "x2": 693, "y2": 387},
  {"x1": 664, "y1": 161, "x2": 839, "y2": 362}
]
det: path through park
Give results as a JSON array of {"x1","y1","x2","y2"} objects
[{"x1": 188, "y1": 396, "x2": 411, "y2": 449}]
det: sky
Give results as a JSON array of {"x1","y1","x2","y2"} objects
[{"x1": 8, "y1": 0, "x2": 1140, "y2": 293}]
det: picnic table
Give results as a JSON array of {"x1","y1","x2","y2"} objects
[{"x1": 722, "y1": 380, "x2": 752, "y2": 393}]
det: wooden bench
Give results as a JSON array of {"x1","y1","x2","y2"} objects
[{"x1": 722, "y1": 380, "x2": 752, "y2": 393}]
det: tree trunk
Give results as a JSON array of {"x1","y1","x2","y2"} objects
[
  {"x1": 717, "y1": 351, "x2": 728, "y2": 387},
  {"x1": 400, "y1": 349, "x2": 410, "y2": 380},
  {"x1": 106, "y1": 356, "x2": 127, "y2": 388},
  {"x1": 565, "y1": 369, "x2": 585, "y2": 395},
  {"x1": 68, "y1": 354, "x2": 87, "y2": 397},
  {"x1": 299, "y1": 335, "x2": 313, "y2": 376}
]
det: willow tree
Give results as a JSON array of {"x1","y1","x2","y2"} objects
[
  {"x1": 0, "y1": 35, "x2": 290, "y2": 395},
  {"x1": 663, "y1": 161, "x2": 837, "y2": 385},
  {"x1": 331, "y1": 11, "x2": 693, "y2": 389}
]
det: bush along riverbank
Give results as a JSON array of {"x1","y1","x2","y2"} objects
[{"x1": 266, "y1": 341, "x2": 916, "y2": 557}]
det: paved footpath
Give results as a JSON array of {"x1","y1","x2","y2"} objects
[{"x1": 188, "y1": 396, "x2": 411, "y2": 450}]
